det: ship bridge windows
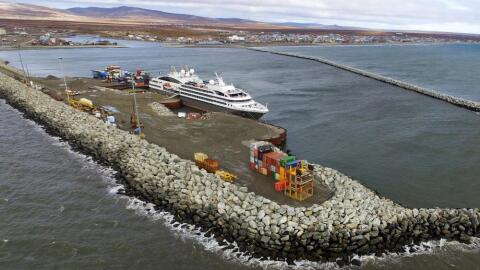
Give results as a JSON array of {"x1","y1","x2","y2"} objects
[
  {"x1": 229, "y1": 92, "x2": 247, "y2": 98},
  {"x1": 215, "y1": 91, "x2": 226, "y2": 97},
  {"x1": 160, "y1": 76, "x2": 181, "y2": 84}
]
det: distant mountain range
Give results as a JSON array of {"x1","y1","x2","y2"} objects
[
  {"x1": 0, "y1": 1, "x2": 367, "y2": 30},
  {"x1": 65, "y1": 6, "x2": 260, "y2": 26},
  {"x1": 0, "y1": 2, "x2": 276, "y2": 28},
  {"x1": 0, "y1": 2, "x2": 84, "y2": 21}
]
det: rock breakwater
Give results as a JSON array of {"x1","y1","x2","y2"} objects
[
  {"x1": 249, "y1": 48, "x2": 480, "y2": 112},
  {"x1": 0, "y1": 72, "x2": 478, "y2": 263}
]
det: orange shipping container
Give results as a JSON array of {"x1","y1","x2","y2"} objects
[{"x1": 203, "y1": 158, "x2": 220, "y2": 173}]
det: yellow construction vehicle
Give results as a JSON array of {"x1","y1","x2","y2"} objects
[
  {"x1": 215, "y1": 170, "x2": 237, "y2": 182},
  {"x1": 69, "y1": 97, "x2": 95, "y2": 112},
  {"x1": 65, "y1": 91, "x2": 96, "y2": 113}
]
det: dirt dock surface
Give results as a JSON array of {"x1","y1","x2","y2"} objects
[{"x1": 38, "y1": 76, "x2": 333, "y2": 206}]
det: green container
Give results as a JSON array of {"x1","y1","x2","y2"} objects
[{"x1": 280, "y1": 156, "x2": 296, "y2": 167}]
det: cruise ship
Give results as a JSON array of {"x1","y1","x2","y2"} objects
[{"x1": 149, "y1": 67, "x2": 268, "y2": 119}]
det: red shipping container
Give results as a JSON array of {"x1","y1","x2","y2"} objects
[
  {"x1": 275, "y1": 181, "x2": 287, "y2": 192},
  {"x1": 264, "y1": 152, "x2": 286, "y2": 168}
]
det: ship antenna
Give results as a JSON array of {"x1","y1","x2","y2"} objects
[
  {"x1": 215, "y1": 72, "x2": 221, "y2": 81},
  {"x1": 215, "y1": 72, "x2": 222, "y2": 85}
]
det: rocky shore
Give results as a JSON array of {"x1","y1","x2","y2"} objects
[
  {"x1": 249, "y1": 48, "x2": 480, "y2": 112},
  {"x1": 0, "y1": 72, "x2": 478, "y2": 263}
]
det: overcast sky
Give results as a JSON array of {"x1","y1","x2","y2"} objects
[{"x1": 14, "y1": 0, "x2": 480, "y2": 34}]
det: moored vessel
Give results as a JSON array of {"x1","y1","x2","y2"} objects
[{"x1": 149, "y1": 67, "x2": 268, "y2": 119}]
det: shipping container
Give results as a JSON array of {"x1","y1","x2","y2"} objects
[
  {"x1": 203, "y1": 158, "x2": 220, "y2": 173},
  {"x1": 275, "y1": 181, "x2": 287, "y2": 192},
  {"x1": 280, "y1": 156, "x2": 296, "y2": 167},
  {"x1": 194, "y1": 152, "x2": 208, "y2": 163},
  {"x1": 264, "y1": 152, "x2": 286, "y2": 167}
]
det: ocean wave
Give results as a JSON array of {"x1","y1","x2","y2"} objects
[
  {"x1": 11, "y1": 98, "x2": 479, "y2": 269},
  {"x1": 115, "y1": 188, "x2": 480, "y2": 269},
  {"x1": 18, "y1": 112, "x2": 120, "y2": 191},
  {"x1": 115, "y1": 188, "x2": 476, "y2": 270}
]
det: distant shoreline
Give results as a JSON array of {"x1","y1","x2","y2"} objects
[
  {"x1": 3, "y1": 34, "x2": 479, "y2": 52},
  {"x1": 0, "y1": 45, "x2": 127, "y2": 51},
  {"x1": 17, "y1": 33, "x2": 478, "y2": 50},
  {"x1": 171, "y1": 41, "x2": 480, "y2": 49}
]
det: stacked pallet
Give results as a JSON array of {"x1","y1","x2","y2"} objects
[{"x1": 282, "y1": 160, "x2": 314, "y2": 201}]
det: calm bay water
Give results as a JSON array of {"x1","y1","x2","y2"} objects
[
  {"x1": 0, "y1": 39, "x2": 479, "y2": 269},
  {"x1": 268, "y1": 44, "x2": 480, "y2": 101}
]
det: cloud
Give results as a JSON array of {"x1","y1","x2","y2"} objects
[{"x1": 17, "y1": 0, "x2": 480, "y2": 33}]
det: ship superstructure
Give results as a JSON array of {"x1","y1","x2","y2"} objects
[{"x1": 149, "y1": 67, "x2": 268, "y2": 119}]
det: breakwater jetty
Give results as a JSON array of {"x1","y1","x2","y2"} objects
[
  {"x1": 248, "y1": 48, "x2": 480, "y2": 112},
  {"x1": 0, "y1": 72, "x2": 479, "y2": 264}
]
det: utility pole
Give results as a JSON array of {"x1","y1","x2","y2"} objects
[
  {"x1": 132, "y1": 80, "x2": 141, "y2": 134},
  {"x1": 25, "y1": 63, "x2": 31, "y2": 86},
  {"x1": 58, "y1": 57, "x2": 69, "y2": 102},
  {"x1": 17, "y1": 50, "x2": 27, "y2": 84}
]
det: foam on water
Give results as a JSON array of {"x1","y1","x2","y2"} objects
[
  {"x1": 115, "y1": 183, "x2": 480, "y2": 270},
  {"x1": 355, "y1": 237, "x2": 480, "y2": 268},
  {"x1": 10, "y1": 102, "x2": 120, "y2": 192},
  {"x1": 3, "y1": 100, "x2": 479, "y2": 269}
]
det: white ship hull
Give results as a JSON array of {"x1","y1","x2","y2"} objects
[
  {"x1": 180, "y1": 96, "x2": 266, "y2": 119},
  {"x1": 149, "y1": 67, "x2": 268, "y2": 119},
  {"x1": 149, "y1": 83, "x2": 266, "y2": 119}
]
